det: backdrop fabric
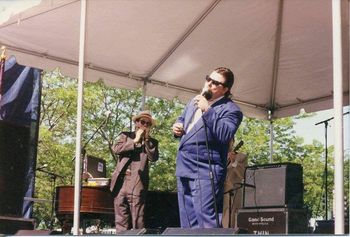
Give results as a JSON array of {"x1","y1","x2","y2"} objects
[{"x1": 0, "y1": 56, "x2": 41, "y2": 218}]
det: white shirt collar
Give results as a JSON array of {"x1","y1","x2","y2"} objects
[{"x1": 209, "y1": 96, "x2": 224, "y2": 106}]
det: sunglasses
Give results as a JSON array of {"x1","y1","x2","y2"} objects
[
  {"x1": 205, "y1": 75, "x2": 226, "y2": 87},
  {"x1": 139, "y1": 119, "x2": 152, "y2": 126}
]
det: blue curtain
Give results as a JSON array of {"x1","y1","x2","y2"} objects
[{"x1": 0, "y1": 56, "x2": 42, "y2": 218}]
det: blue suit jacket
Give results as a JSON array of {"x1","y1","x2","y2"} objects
[{"x1": 175, "y1": 97, "x2": 243, "y2": 180}]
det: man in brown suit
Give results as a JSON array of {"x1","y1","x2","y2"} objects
[
  {"x1": 222, "y1": 143, "x2": 247, "y2": 228},
  {"x1": 110, "y1": 110, "x2": 159, "y2": 233}
]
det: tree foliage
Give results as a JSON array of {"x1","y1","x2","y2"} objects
[
  {"x1": 34, "y1": 71, "x2": 184, "y2": 227},
  {"x1": 33, "y1": 70, "x2": 348, "y2": 228}
]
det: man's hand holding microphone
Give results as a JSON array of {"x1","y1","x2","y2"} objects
[
  {"x1": 172, "y1": 86, "x2": 212, "y2": 137},
  {"x1": 195, "y1": 85, "x2": 212, "y2": 112}
]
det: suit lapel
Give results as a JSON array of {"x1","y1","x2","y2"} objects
[{"x1": 179, "y1": 97, "x2": 228, "y2": 148}]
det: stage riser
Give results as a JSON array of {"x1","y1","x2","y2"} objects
[{"x1": 0, "y1": 216, "x2": 34, "y2": 235}]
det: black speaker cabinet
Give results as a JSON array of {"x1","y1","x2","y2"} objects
[
  {"x1": 0, "y1": 122, "x2": 31, "y2": 216},
  {"x1": 145, "y1": 191, "x2": 180, "y2": 228},
  {"x1": 243, "y1": 163, "x2": 303, "y2": 208},
  {"x1": 236, "y1": 208, "x2": 308, "y2": 234},
  {"x1": 314, "y1": 220, "x2": 349, "y2": 234}
]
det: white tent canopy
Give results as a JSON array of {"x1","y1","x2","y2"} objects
[
  {"x1": 1, "y1": 0, "x2": 348, "y2": 119},
  {"x1": 0, "y1": 0, "x2": 348, "y2": 234}
]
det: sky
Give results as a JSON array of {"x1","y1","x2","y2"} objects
[
  {"x1": 294, "y1": 106, "x2": 350, "y2": 155},
  {"x1": 0, "y1": 0, "x2": 40, "y2": 24}
]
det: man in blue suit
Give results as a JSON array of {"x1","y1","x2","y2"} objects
[{"x1": 172, "y1": 67, "x2": 243, "y2": 228}]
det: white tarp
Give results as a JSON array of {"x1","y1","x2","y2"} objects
[{"x1": 0, "y1": 0, "x2": 348, "y2": 119}]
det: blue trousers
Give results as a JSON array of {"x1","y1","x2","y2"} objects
[{"x1": 177, "y1": 177, "x2": 224, "y2": 228}]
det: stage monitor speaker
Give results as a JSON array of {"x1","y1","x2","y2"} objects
[
  {"x1": 118, "y1": 228, "x2": 146, "y2": 235},
  {"x1": 243, "y1": 163, "x2": 303, "y2": 208},
  {"x1": 236, "y1": 208, "x2": 308, "y2": 234},
  {"x1": 118, "y1": 228, "x2": 163, "y2": 235},
  {"x1": 161, "y1": 227, "x2": 245, "y2": 235},
  {"x1": 15, "y1": 229, "x2": 56, "y2": 235},
  {"x1": 145, "y1": 191, "x2": 180, "y2": 228},
  {"x1": 314, "y1": 220, "x2": 349, "y2": 234}
]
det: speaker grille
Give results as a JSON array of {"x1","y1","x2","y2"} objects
[{"x1": 243, "y1": 163, "x2": 303, "y2": 208}]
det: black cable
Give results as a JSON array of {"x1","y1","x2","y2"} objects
[
  {"x1": 195, "y1": 134, "x2": 204, "y2": 227},
  {"x1": 36, "y1": 168, "x2": 63, "y2": 230},
  {"x1": 315, "y1": 178, "x2": 325, "y2": 218},
  {"x1": 202, "y1": 117, "x2": 219, "y2": 227}
]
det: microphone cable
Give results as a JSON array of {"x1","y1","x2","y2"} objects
[
  {"x1": 202, "y1": 115, "x2": 220, "y2": 228},
  {"x1": 195, "y1": 133, "x2": 201, "y2": 228}
]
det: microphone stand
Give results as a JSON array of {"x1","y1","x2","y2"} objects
[
  {"x1": 80, "y1": 115, "x2": 110, "y2": 177},
  {"x1": 224, "y1": 183, "x2": 244, "y2": 228},
  {"x1": 36, "y1": 167, "x2": 64, "y2": 230},
  {"x1": 315, "y1": 111, "x2": 349, "y2": 220},
  {"x1": 82, "y1": 117, "x2": 109, "y2": 155},
  {"x1": 72, "y1": 114, "x2": 110, "y2": 162},
  {"x1": 70, "y1": 114, "x2": 110, "y2": 232}
]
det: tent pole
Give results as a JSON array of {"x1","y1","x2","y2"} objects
[
  {"x1": 141, "y1": 79, "x2": 147, "y2": 110},
  {"x1": 332, "y1": 0, "x2": 344, "y2": 234},
  {"x1": 268, "y1": 110, "x2": 273, "y2": 163},
  {"x1": 73, "y1": 0, "x2": 87, "y2": 235}
]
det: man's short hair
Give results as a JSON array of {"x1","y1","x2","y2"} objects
[{"x1": 215, "y1": 67, "x2": 234, "y2": 97}]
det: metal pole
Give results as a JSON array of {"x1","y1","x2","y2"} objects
[
  {"x1": 324, "y1": 121, "x2": 328, "y2": 220},
  {"x1": 268, "y1": 110, "x2": 273, "y2": 163},
  {"x1": 332, "y1": 0, "x2": 344, "y2": 234},
  {"x1": 141, "y1": 79, "x2": 147, "y2": 110},
  {"x1": 73, "y1": 0, "x2": 87, "y2": 235}
]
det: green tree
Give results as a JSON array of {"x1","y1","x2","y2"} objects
[
  {"x1": 34, "y1": 71, "x2": 183, "y2": 227},
  {"x1": 34, "y1": 70, "x2": 347, "y2": 228}
]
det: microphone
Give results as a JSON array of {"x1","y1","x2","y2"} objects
[
  {"x1": 202, "y1": 90, "x2": 213, "y2": 100},
  {"x1": 233, "y1": 140, "x2": 244, "y2": 153},
  {"x1": 36, "y1": 164, "x2": 48, "y2": 171}
]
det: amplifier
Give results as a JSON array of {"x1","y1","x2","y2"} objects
[
  {"x1": 236, "y1": 208, "x2": 308, "y2": 234},
  {"x1": 83, "y1": 155, "x2": 106, "y2": 178},
  {"x1": 243, "y1": 163, "x2": 303, "y2": 208}
]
